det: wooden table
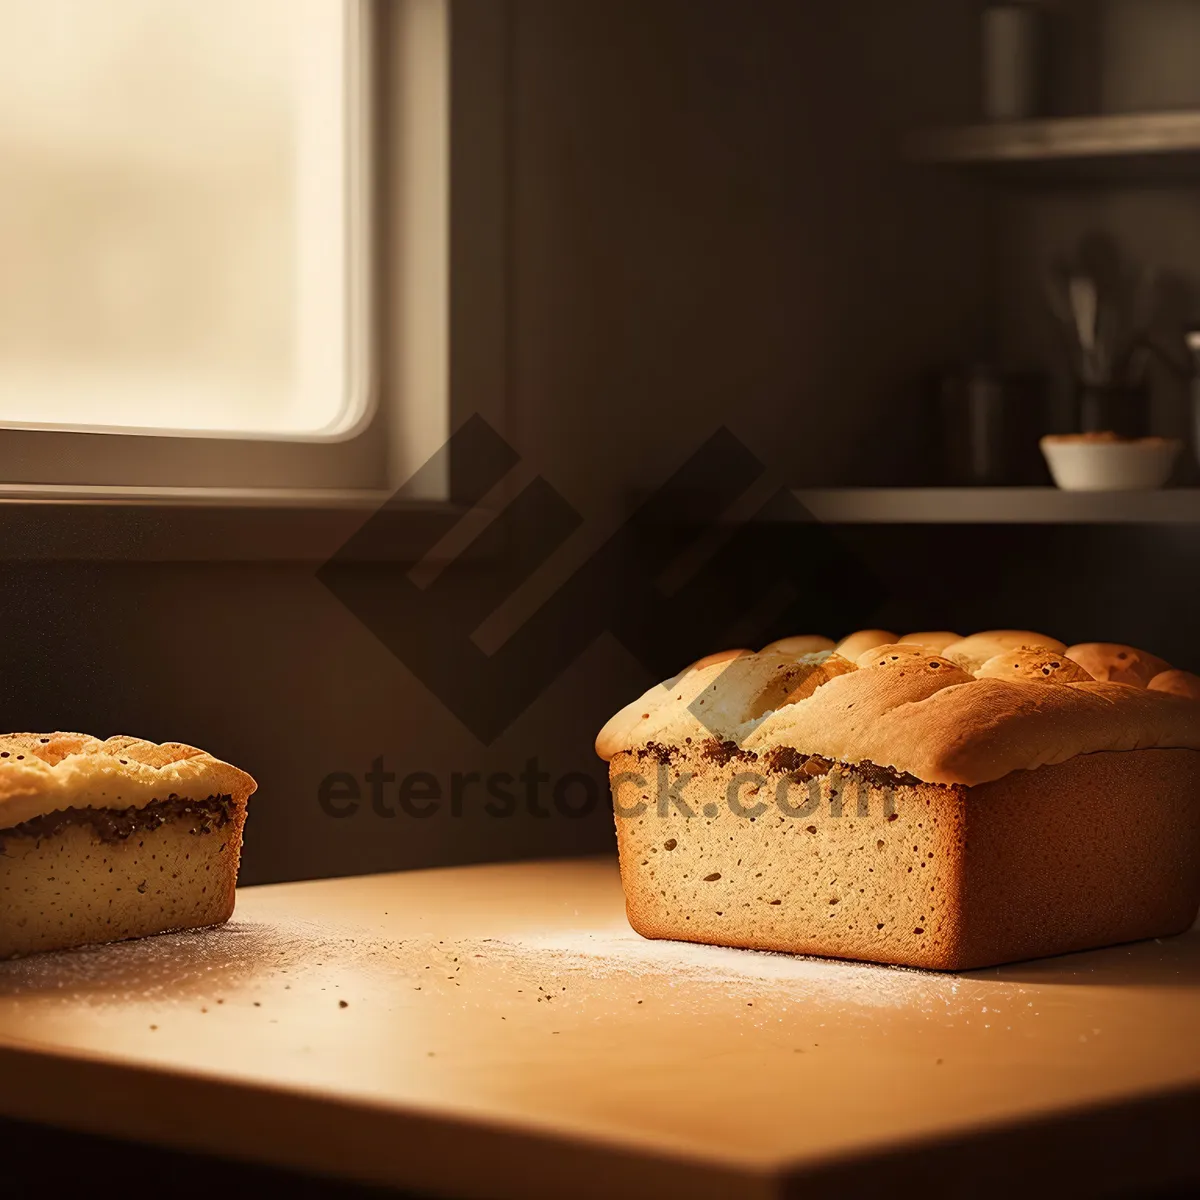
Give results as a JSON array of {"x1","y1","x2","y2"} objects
[{"x1": 0, "y1": 858, "x2": 1197, "y2": 1198}]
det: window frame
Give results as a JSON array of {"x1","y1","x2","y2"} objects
[{"x1": 0, "y1": 0, "x2": 459, "y2": 500}]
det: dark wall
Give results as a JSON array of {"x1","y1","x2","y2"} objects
[
  {"x1": 0, "y1": 558, "x2": 641, "y2": 885},
  {"x1": 988, "y1": 0, "x2": 1200, "y2": 463},
  {"x1": 504, "y1": 0, "x2": 989, "y2": 504},
  {"x1": 0, "y1": 2, "x2": 994, "y2": 884},
  {"x1": 6, "y1": 2, "x2": 1196, "y2": 887},
  {"x1": 5, "y1": 516, "x2": 1199, "y2": 887}
]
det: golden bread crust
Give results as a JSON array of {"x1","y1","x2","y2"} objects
[
  {"x1": 898, "y1": 630, "x2": 961, "y2": 653},
  {"x1": 974, "y1": 649, "x2": 1093, "y2": 683},
  {"x1": 594, "y1": 654, "x2": 839, "y2": 761},
  {"x1": 1150, "y1": 669, "x2": 1200, "y2": 701},
  {"x1": 687, "y1": 648, "x2": 753, "y2": 671},
  {"x1": 760, "y1": 635, "x2": 836, "y2": 657},
  {"x1": 854, "y1": 642, "x2": 940, "y2": 669},
  {"x1": 597, "y1": 633, "x2": 1200, "y2": 787},
  {"x1": 1065, "y1": 642, "x2": 1171, "y2": 687},
  {"x1": 941, "y1": 630, "x2": 1066, "y2": 673},
  {"x1": 833, "y1": 629, "x2": 897, "y2": 660},
  {"x1": 0, "y1": 732, "x2": 257, "y2": 828}
]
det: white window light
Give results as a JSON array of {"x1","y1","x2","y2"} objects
[
  {"x1": 0, "y1": 0, "x2": 368, "y2": 440},
  {"x1": 0, "y1": 0, "x2": 451, "y2": 495}
]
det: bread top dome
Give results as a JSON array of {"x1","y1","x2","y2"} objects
[
  {"x1": 595, "y1": 632, "x2": 1200, "y2": 787},
  {"x1": 0, "y1": 733, "x2": 257, "y2": 828}
]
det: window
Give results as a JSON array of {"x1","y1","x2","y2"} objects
[
  {"x1": 0, "y1": 0, "x2": 451, "y2": 494},
  {"x1": 0, "y1": 0, "x2": 369, "y2": 440}
]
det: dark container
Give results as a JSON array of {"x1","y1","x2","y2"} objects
[
  {"x1": 982, "y1": 2, "x2": 1047, "y2": 121},
  {"x1": 939, "y1": 368, "x2": 1050, "y2": 485},
  {"x1": 1077, "y1": 383, "x2": 1150, "y2": 439}
]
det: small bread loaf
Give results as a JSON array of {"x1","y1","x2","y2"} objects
[
  {"x1": 899, "y1": 631, "x2": 961, "y2": 653},
  {"x1": 941, "y1": 630, "x2": 1066, "y2": 673},
  {"x1": 1149, "y1": 669, "x2": 1200, "y2": 701},
  {"x1": 1065, "y1": 643, "x2": 1171, "y2": 687},
  {"x1": 975, "y1": 649, "x2": 1093, "y2": 684},
  {"x1": 855, "y1": 643, "x2": 941, "y2": 669},
  {"x1": 760, "y1": 635, "x2": 837, "y2": 657},
  {"x1": 834, "y1": 629, "x2": 898, "y2": 660},
  {"x1": 779, "y1": 653, "x2": 857, "y2": 704},
  {"x1": 600, "y1": 630, "x2": 1200, "y2": 970},
  {"x1": 0, "y1": 733, "x2": 256, "y2": 959}
]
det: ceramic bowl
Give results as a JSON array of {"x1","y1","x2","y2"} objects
[{"x1": 1039, "y1": 435, "x2": 1181, "y2": 491}]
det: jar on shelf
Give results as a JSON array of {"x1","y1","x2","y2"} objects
[
  {"x1": 939, "y1": 366, "x2": 1051, "y2": 485},
  {"x1": 982, "y1": 2, "x2": 1047, "y2": 121}
]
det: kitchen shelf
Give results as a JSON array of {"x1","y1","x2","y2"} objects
[
  {"x1": 905, "y1": 109, "x2": 1200, "y2": 178},
  {"x1": 790, "y1": 488, "x2": 1200, "y2": 524},
  {"x1": 0, "y1": 859, "x2": 1197, "y2": 1199}
]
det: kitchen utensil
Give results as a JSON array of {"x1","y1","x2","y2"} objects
[
  {"x1": 1045, "y1": 243, "x2": 1184, "y2": 401},
  {"x1": 1068, "y1": 274, "x2": 1102, "y2": 383}
]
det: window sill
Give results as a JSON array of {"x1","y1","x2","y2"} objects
[
  {"x1": 0, "y1": 484, "x2": 397, "y2": 507},
  {"x1": 0, "y1": 488, "x2": 476, "y2": 563}
]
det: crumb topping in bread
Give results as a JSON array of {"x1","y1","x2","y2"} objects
[
  {"x1": 595, "y1": 630, "x2": 1200, "y2": 786},
  {"x1": 0, "y1": 794, "x2": 237, "y2": 847},
  {"x1": 0, "y1": 733, "x2": 257, "y2": 828}
]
